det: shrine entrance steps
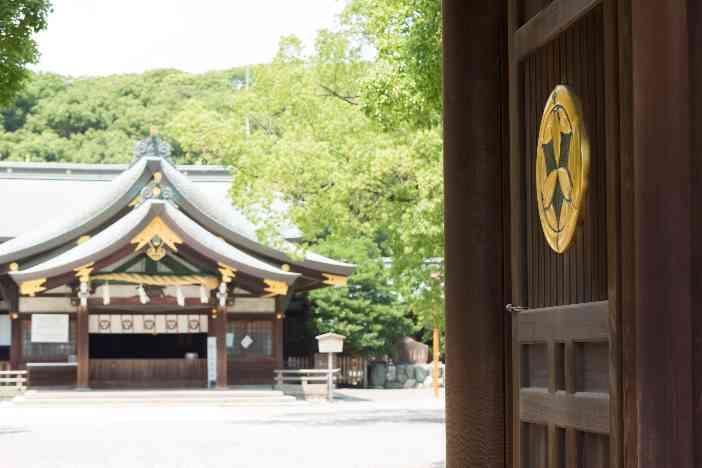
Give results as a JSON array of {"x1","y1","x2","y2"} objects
[{"x1": 8, "y1": 389, "x2": 300, "y2": 407}]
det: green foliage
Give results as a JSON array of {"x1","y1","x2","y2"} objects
[
  {"x1": 0, "y1": 0, "x2": 51, "y2": 107},
  {"x1": 0, "y1": 69, "x2": 247, "y2": 163},
  {"x1": 309, "y1": 239, "x2": 414, "y2": 356},
  {"x1": 342, "y1": 0, "x2": 442, "y2": 129},
  {"x1": 218, "y1": 34, "x2": 445, "y2": 336},
  {"x1": 0, "y1": 24, "x2": 445, "y2": 352}
]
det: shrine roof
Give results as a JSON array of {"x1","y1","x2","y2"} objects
[
  {"x1": 0, "y1": 135, "x2": 353, "y2": 284},
  {"x1": 10, "y1": 200, "x2": 300, "y2": 285},
  {"x1": 0, "y1": 160, "x2": 300, "y2": 241}
]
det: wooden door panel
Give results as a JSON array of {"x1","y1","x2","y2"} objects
[
  {"x1": 523, "y1": 7, "x2": 607, "y2": 309},
  {"x1": 512, "y1": 3, "x2": 612, "y2": 468}
]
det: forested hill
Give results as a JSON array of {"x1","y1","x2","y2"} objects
[{"x1": 0, "y1": 68, "x2": 248, "y2": 164}]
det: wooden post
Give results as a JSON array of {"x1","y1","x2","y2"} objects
[
  {"x1": 443, "y1": 0, "x2": 507, "y2": 466},
  {"x1": 76, "y1": 304, "x2": 89, "y2": 389},
  {"x1": 216, "y1": 306, "x2": 227, "y2": 389},
  {"x1": 433, "y1": 325, "x2": 440, "y2": 398},
  {"x1": 327, "y1": 352, "x2": 333, "y2": 401},
  {"x1": 629, "y1": 2, "x2": 694, "y2": 467},
  {"x1": 0, "y1": 278, "x2": 21, "y2": 370},
  {"x1": 9, "y1": 314, "x2": 21, "y2": 370},
  {"x1": 274, "y1": 296, "x2": 284, "y2": 370}
]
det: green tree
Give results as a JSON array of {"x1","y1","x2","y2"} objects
[
  {"x1": 342, "y1": 0, "x2": 442, "y2": 129},
  {"x1": 0, "y1": 0, "x2": 52, "y2": 106},
  {"x1": 309, "y1": 239, "x2": 414, "y2": 356},
  {"x1": 219, "y1": 34, "x2": 445, "y2": 339}
]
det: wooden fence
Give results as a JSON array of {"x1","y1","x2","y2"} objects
[
  {"x1": 0, "y1": 370, "x2": 28, "y2": 396},
  {"x1": 286, "y1": 354, "x2": 368, "y2": 387}
]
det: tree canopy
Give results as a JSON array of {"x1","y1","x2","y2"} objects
[
  {"x1": 342, "y1": 0, "x2": 442, "y2": 129},
  {"x1": 0, "y1": 0, "x2": 52, "y2": 107}
]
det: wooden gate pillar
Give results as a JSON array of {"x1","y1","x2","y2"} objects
[
  {"x1": 627, "y1": 1, "x2": 694, "y2": 467},
  {"x1": 443, "y1": 1, "x2": 508, "y2": 466}
]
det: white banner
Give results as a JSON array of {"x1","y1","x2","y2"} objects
[
  {"x1": 207, "y1": 337, "x2": 217, "y2": 384},
  {"x1": 31, "y1": 314, "x2": 69, "y2": 343},
  {"x1": 0, "y1": 315, "x2": 10, "y2": 346}
]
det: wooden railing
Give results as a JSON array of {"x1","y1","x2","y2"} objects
[
  {"x1": 0, "y1": 370, "x2": 28, "y2": 396},
  {"x1": 274, "y1": 369, "x2": 340, "y2": 401},
  {"x1": 274, "y1": 368, "x2": 340, "y2": 385},
  {"x1": 286, "y1": 354, "x2": 368, "y2": 387}
]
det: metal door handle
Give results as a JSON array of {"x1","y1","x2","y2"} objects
[{"x1": 505, "y1": 304, "x2": 527, "y2": 314}]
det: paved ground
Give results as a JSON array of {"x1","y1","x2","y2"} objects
[{"x1": 0, "y1": 389, "x2": 445, "y2": 468}]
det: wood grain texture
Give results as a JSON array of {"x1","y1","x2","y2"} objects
[
  {"x1": 518, "y1": 301, "x2": 608, "y2": 342},
  {"x1": 514, "y1": 0, "x2": 601, "y2": 61},
  {"x1": 520, "y1": 0, "x2": 555, "y2": 26},
  {"x1": 27, "y1": 366, "x2": 77, "y2": 387},
  {"x1": 89, "y1": 359, "x2": 206, "y2": 388},
  {"x1": 443, "y1": 0, "x2": 507, "y2": 466},
  {"x1": 689, "y1": 1, "x2": 702, "y2": 467},
  {"x1": 523, "y1": 7, "x2": 608, "y2": 309},
  {"x1": 520, "y1": 388, "x2": 609, "y2": 434},
  {"x1": 76, "y1": 306, "x2": 89, "y2": 388},
  {"x1": 603, "y1": 0, "x2": 623, "y2": 466},
  {"x1": 630, "y1": 1, "x2": 693, "y2": 467}
]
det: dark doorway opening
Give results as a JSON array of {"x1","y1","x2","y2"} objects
[{"x1": 90, "y1": 334, "x2": 207, "y2": 359}]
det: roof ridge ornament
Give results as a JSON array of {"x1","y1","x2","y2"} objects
[{"x1": 132, "y1": 129, "x2": 173, "y2": 164}]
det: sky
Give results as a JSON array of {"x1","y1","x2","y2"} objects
[{"x1": 32, "y1": 0, "x2": 347, "y2": 77}]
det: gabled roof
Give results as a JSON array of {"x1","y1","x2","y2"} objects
[
  {"x1": 10, "y1": 200, "x2": 300, "y2": 285},
  {"x1": 1, "y1": 135, "x2": 354, "y2": 294},
  {"x1": 0, "y1": 160, "x2": 298, "y2": 241},
  {"x1": 0, "y1": 158, "x2": 151, "y2": 262}
]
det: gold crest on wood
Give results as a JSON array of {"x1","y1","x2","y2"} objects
[
  {"x1": 535, "y1": 85, "x2": 590, "y2": 254},
  {"x1": 131, "y1": 216, "x2": 183, "y2": 261}
]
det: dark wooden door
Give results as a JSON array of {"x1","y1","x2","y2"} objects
[{"x1": 508, "y1": 2, "x2": 617, "y2": 467}]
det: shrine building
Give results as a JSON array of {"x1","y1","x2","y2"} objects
[{"x1": 0, "y1": 134, "x2": 353, "y2": 389}]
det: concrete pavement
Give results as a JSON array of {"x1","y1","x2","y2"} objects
[{"x1": 0, "y1": 388, "x2": 445, "y2": 468}]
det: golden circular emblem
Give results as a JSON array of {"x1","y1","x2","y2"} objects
[{"x1": 536, "y1": 85, "x2": 590, "y2": 254}]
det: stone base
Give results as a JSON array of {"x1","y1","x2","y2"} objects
[{"x1": 383, "y1": 363, "x2": 445, "y2": 389}]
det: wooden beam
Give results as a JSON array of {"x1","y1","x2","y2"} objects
[
  {"x1": 217, "y1": 304, "x2": 227, "y2": 389},
  {"x1": 207, "y1": 307, "x2": 228, "y2": 389},
  {"x1": 507, "y1": 0, "x2": 523, "y2": 465},
  {"x1": 604, "y1": 1, "x2": 626, "y2": 466},
  {"x1": 630, "y1": 1, "x2": 693, "y2": 467},
  {"x1": 443, "y1": 0, "x2": 507, "y2": 466},
  {"x1": 87, "y1": 296, "x2": 212, "y2": 308},
  {"x1": 520, "y1": 389, "x2": 609, "y2": 435},
  {"x1": 517, "y1": 301, "x2": 608, "y2": 342},
  {"x1": 76, "y1": 304, "x2": 89, "y2": 388},
  {"x1": 689, "y1": 1, "x2": 702, "y2": 466},
  {"x1": 513, "y1": 0, "x2": 600, "y2": 61},
  {"x1": 177, "y1": 245, "x2": 268, "y2": 295},
  {"x1": 10, "y1": 316, "x2": 21, "y2": 370},
  {"x1": 273, "y1": 296, "x2": 284, "y2": 369},
  {"x1": 43, "y1": 244, "x2": 139, "y2": 291},
  {"x1": 0, "y1": 276, "x2": 21, "y2": 369}
]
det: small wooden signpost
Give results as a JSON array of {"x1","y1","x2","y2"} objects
[{"x1": 316, "y1": 333, "x2": 345, "y2": 401}]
